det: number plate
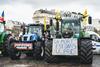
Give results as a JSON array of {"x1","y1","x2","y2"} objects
[
  {"x1": 14, "y1": 43, "x2": 32, "y2": 50},
  {"x1": 52, "y1": 38, "x2": 78, "y2": 55}
]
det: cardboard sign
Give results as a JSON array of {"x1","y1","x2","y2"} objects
[{"x1": 52, "y1": 38, "x2": 78, "y2": 55}]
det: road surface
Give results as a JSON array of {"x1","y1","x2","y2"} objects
[{"x1": 0, "y1": 55, "x2": 100, "y2": 67}]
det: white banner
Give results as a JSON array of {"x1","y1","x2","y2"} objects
[
  {"x1": 52, "y1": 38, "x2": 78, "y2": 55},
  {"x1": 14, "y1": 43, "x2": 32, "y2": 50}
]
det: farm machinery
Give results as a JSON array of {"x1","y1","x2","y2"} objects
[
  {"x1": 8, "y1": 23, "x2": 49, "y2": 60},
  {"x1": 7, "y1": 9, "x2": 93, "y2": 64},
  {"x1": 0, "y1": 20, "x2": 12, "y2": 56},
  {"x1": 44, "y1": 11, "x2": 93, "y2": 64}
]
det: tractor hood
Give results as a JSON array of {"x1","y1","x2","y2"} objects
[{"x1": 22, "y1": 33, "x2": 40, "y2": 42}]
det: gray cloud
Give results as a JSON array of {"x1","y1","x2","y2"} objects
[
  {"x1": 0, "y1": 0, "x2": 81, "y2": 7},
  {"x1": 0, "y1": 0, "x2": 100, "y2": 9},
  {"x1": 0, "y1": 0, "x2": 10, "y2": 5},
  {"x1": 0, "y1": 0, "x2": 100, "y2": 20}
]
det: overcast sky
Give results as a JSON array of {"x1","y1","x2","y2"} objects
[{"x1": 0, "y1": 0, "x2": 100, "y2": 23}]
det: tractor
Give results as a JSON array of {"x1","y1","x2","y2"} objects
[
  {"x1": 0, "y1": 20, "x2": 12, "y2": 56},
  {"x1": 8, "y1": 23, "x2": 49, "y2": 60},
  {"x1": 44, "y1": 11, "x2": 93, "y2": 64}
]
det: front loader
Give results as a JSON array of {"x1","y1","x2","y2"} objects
[{"x1": 44, "y1": 11, "x2": 93, "y2": 64}]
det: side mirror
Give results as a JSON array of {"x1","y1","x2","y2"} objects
[
  {"x1": 88, "y1": 16, "x2": 92, "y2": 24},
  {"x1": 50, "y1": 19, "x2": 53, "y2": 26},
  {"x1": 23, "y1": 28, "x2": 25, "y2": 35}
]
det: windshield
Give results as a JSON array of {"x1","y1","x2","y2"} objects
[
  {"x1": 0, "y1": 23, "x2": 4, "y2": 32},
  {"x1": 62, "y1": 19, "x2": 80, "y2": 34},
  {"x1": 28, "y1": 26, "x2": 42, "y2": 37}
]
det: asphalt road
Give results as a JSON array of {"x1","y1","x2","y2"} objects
[{"x1": 0, "y1": 55, "x2": 100, "y2": 67}]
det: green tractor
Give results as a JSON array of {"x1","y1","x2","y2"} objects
[
  {"x1": 0, "y1": 21, "x2": 12, "y2": 56},
  {"x1": 44, "y1": 12, "x2": 93, "y2": 64}
]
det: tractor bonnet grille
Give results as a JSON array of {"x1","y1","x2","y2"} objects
[{"x1": 23, "y1": 37, "x2": 27, "y2": 41}]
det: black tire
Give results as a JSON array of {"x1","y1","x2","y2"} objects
[
  {"x1": 79, "y1": 39, "x2": 93, "y2": 64},
  {"x1": 2, "y1": 35, "x2": 12, "y2": 56},
  {"x1": 8, "y1": 39, "x2": 21, "y2": 60},
  {"x1": 33, "y1": 41, "x2": 42, "y2": 60},
  {"x1": 2, "y1": 50, "x2": 8, "y2": 57},
  {"x1": 44, "y1": 40, "x2": 58, "y2": 63}
]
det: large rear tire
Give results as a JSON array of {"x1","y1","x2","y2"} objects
[
  {"x1": 79, "y1": 39, "x2": 93, "y2": 64},
  {"x1": 44, "y1": 40, "x2": 58, "y2": 63}
]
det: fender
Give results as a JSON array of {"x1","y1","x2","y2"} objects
[
  {"x1": 0, "y1": 32, "x2": 11, "y2": 44},
  {"x1": 0, "y1": 32, "x2": 6, "y2": 44}
]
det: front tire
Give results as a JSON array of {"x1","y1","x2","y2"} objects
[
  {"x1": 79, "y1": 39, "x2": 93, "y2": 64},
  {"x1": 2, "y1": 35, "x2": 12, "y2": 56},
  {"x1": 8, "y1": 39, "x2": 21, "y2": 60},
  {"x1": 33, "y1": 41, "x2": 42, "y2": 60},
  {"x1": 44, "y1": 40, "x2": 58, "y2": 63}
]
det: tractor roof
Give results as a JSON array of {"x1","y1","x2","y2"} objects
[
  {"x1": 62, "y1": 17, "x2": 80, "y2": 20},
  {"x1": 28, "y1": 24, "x2": 44, "y2": 26},
  {"x1": 28, "y1": 23, "x2": 50, "y2": 27}
]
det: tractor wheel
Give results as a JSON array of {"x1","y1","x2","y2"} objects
[
  {"x1": 8, "y1": 40, "x2": 21, "y2": 60},
  {"x1": 79, "y1": 39, "x2": 93, "y2": 64},
  {"x1": 2, "y1": 35, "x2": 12, "y2": 56},
  {"x1": 33, "y1": 41, "x2": 42, "y2": 60},
  {"x1": 2, "y1": 49, "x2": 8, "y2": 57},
  {"x1": 44, "y1": 40, "x2": 58, "y2": 63}
]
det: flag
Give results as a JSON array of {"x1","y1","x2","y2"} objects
[
  {"x1": 83, "y1": 9, "x2": 88, "y2": 17},
  {"x1": 1, "y1": 11, "x2": 4, "y2": 18},
  {"x1": 0, "y1": 11, "x2": 4, "y2": 22},
  {"x1": 44, "y1": 16, "x2": 47, "y2": 31},
  {"x1": 0, "y1": 17, "x2": 4, "y2": 22}
]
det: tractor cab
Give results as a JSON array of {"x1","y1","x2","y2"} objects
[
  {"x1": 21, "y1": 24, "x2": 43, "y2": 42},
  {"x1": 49, "y1": 17, "x2": 81, "y2": 39},
  {"x1": 61, "y1": 18, "x2": 80, "y2": 38}
]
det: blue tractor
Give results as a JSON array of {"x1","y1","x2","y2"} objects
[{"x1": 8, "y1": 24, "x2": 46, "y2": 60}]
